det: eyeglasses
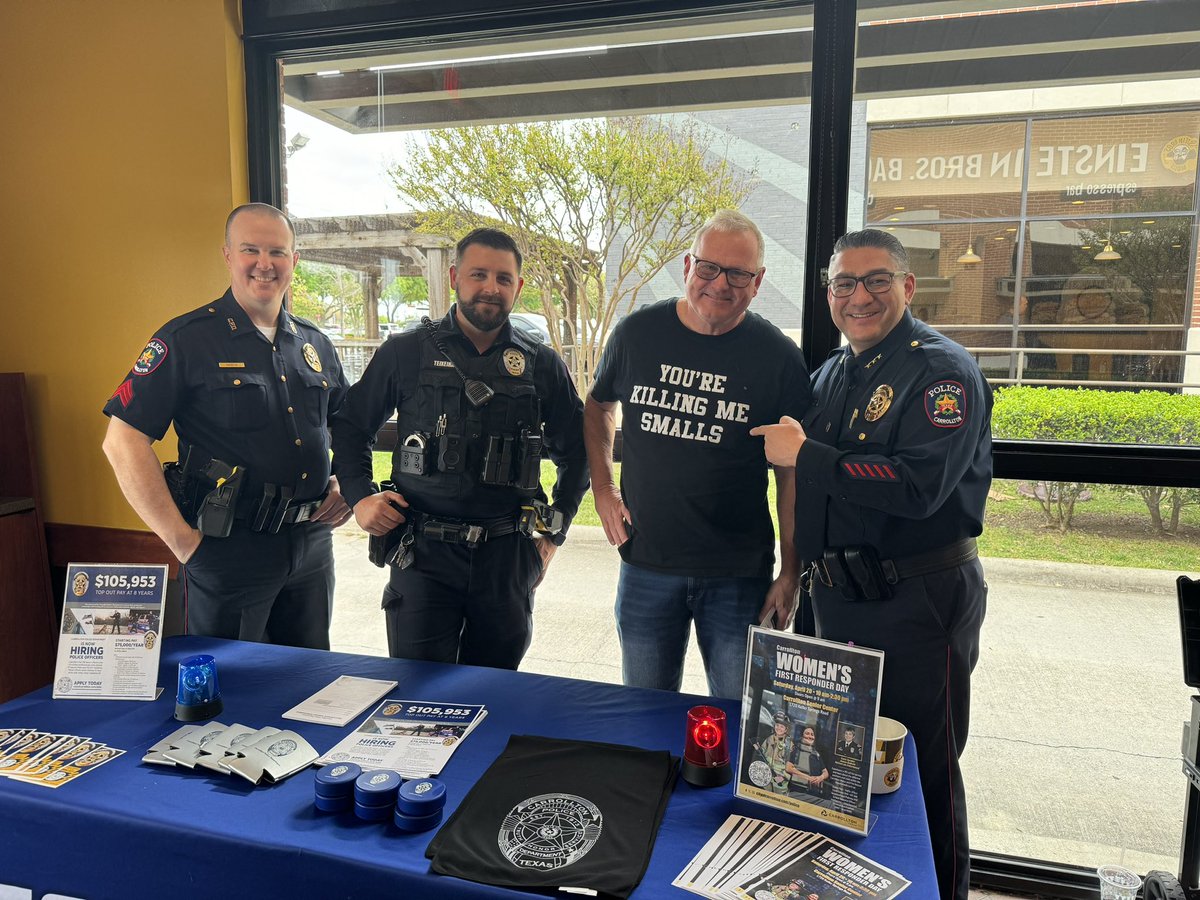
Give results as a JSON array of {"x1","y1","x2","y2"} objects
[
  {"x1": 827, "y1": 271, "x2": 908, "y2": 298},
  {"x1": 689, "y1": 255, "x2": 759, "y2": 288}
]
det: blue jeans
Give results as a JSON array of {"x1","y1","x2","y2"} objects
[{"x1": 614, "y1": 562, "x2": 770, "y2": 700}]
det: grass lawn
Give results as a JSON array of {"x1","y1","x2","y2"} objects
[{"x1": 370, "y1": 454, "x2": 1198, "y2": 570}]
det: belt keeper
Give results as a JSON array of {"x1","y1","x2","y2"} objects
[
  {"x1": 252, "y1": 483, "x2": 276, "y2": 532},
  {"x1": 268, "y1": 485, "x2": 294, "y2": 534}
]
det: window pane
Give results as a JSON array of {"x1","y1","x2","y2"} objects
[
  {"x1": 867, "y1": 122, "x2": 1027, "y2": 223},
  {"x1": 854, "y1": 4, "x2": 1200, "y2": 441},
  {"x1": 851, "y1": 0, "x2": 1200, "y2": 878},
  {"x1": 1021, "y1": 218, "x2": 1191, "y2": 391},
  {"x1": 970, "y1": 480, "x2": 1196, "y2": 871},
  {"x1": 281, "y1": 8, "x2": 813, "y2": 390},
  {"x1": 1029, "y1": 111, "x2": 1200, "y2": 219}
]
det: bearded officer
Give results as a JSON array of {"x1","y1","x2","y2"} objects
[
  {"x1": 753, "y1": 228, "x2": 992, "y2": 900},
  {"x1": 331, "y1": 227, "x2": 587, "y2": 668},
  {"x1": 102, "y1": 203, "x2": 351, "y2": 649}
]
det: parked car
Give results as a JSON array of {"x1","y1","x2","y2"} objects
[{"x1": 510, "y1": 312, "x2": 553, "y2": 346}]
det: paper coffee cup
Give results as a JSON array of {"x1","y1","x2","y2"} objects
[{"x1": 870, "y1": 717, "x2": 907, "y2": 794}]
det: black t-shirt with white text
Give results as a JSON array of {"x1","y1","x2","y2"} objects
[{"x1": 590, "y1": 299, "x2": 811, "y2": 578}]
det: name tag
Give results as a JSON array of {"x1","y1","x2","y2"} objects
[{"x1": 218, "y1": 362, "x2": 246, "y2": 369}]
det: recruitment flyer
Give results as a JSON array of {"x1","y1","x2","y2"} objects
[
  {"x1": 53, "y1": 563, "x2": 168, "y2": 701},
  {"x1": 736, "y1": 627, "x2": 884, "y2": 834},
  {"x1": 318, "y1": 699, "x2": 486, "y2": 777}
]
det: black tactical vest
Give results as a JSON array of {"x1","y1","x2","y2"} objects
[{"x1": 391, "y1": 325, "x2": 543, "y2": 513}]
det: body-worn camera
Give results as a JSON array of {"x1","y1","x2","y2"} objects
[{"x1": 438, "y1": 434, "x2": 465, "y2": 473}]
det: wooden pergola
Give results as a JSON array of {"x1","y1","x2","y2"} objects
[{"x1": 293, "y1": 213, "x2": 455, "y2": 339}]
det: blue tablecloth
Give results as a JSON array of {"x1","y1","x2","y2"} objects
[{"x1": 0, "y1": 637, "x2": 937, "y2": 899}]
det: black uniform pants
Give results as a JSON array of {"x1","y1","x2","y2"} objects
[
  {"x1": 382, "y1": 531, "x2": 543, "y2": 669},
  {"x1": 809, "y1": 559, "x2": 986, "y2": 900},
  {"x1": 182, "y1": 521, "x2": 335, "y2": 650}
]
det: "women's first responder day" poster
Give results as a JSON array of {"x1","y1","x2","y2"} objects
[{"x1": 736, "y1": 627, "x2": 884, "y2": 834}]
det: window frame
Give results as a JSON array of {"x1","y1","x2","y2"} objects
[{"x1": 245, "y1": 3, "x2": 1200, "y2": 889}]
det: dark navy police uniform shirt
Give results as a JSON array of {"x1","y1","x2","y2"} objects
[
  {"x1": 794, "y1": 310, "x2": 993, "y2": 561},
  {"x1": 103, "y1": 289, "x2": 346, "y2": 504}
]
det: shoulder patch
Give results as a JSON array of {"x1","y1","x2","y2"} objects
[
  {"x1": 132, "y1": 338, "x2": 168, "y2": 376},
  {"x1": 925, "y1": 380, "x2": 966, "y2": 428}
]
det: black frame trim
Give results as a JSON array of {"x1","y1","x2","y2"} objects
[
  {"x1": 802, "y1": 0, "x2": 856, "y2": 372},
  {"x1": 245, "y1": 5, "x2": 1200, "y2": 892}
]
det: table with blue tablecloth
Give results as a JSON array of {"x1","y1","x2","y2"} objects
[{"x1": 0, "y1": 637, "x2": 937, "y2": 899}]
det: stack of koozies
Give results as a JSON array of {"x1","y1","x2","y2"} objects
[
  {"x1": 354, "y1": 768, "x2": 404, "y2": 821},
  {"x1": 427, "y1": 735, "x2": 678, "y2": 899},
  {"x1": 313, "y1": 763, "x2": 446, "y2": 833},
  {"x1": 143, "y1": 722, "x2": 318, "y2": 785},
  {"x1": 394, "y1": 777, "x2": 448, "y2": 832},
  {"x1": 313, "y1": 761, "x2": 361, "y2": 812}
]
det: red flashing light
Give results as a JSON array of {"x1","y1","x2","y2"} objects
[
  {"x1": 682, "y1": 705, "x2": 732, "y2": 787},
  {"x1": 693, "y1": 718, "x2": 721, "y2": 750}
]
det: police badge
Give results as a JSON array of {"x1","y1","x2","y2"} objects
[
  {"x1": 503, "y1": 348, "x2": 526, "y2": 376},
  {"x1": 303, "y1": 342, "x2": 323, "y2": 372},
  {"x1": 864, "y1": 384, "x2": 894, "y2": 422}
]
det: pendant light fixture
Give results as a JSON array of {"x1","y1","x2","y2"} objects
[{"x1": 957, "y1": 240, "x2": 981, "y2": 265}]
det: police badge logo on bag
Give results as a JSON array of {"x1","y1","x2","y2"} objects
[
  {"x1": 925, "y1": 380, "x2": 966, "y2": 428},
  {"x1": 132, "y1": 338, "x2": 168, "y2": 375},
  {"x1": 498, "y1": 793, "x2": 603, "y2": 870},
  {"x1": 502, "y1": 348, "x2": 526, "y2": 376}
]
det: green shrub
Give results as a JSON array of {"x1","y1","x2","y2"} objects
[
  {"x1": 992, "y1": 386, "x2": 1200, "y2": 531},
  {"x1": 992, "y1": 386, "x2": 1200, "y2": 445}
]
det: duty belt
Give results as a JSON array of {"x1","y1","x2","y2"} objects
[
  {"x1": 235, "y1": 484, "x2": 324, "y2": 533},
  {"x1": 808, "y1": 537, "x2": 978, "y2": 600},
  {"x1": 411, "y1": 509, "x2": 520, "y2": 547}
]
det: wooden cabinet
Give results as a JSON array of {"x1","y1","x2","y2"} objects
[{"x1": 0, "y1": 374, "x2": 58, "y2": 703}]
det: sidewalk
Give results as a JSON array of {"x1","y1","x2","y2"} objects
[
  {"x1": 329, "y1": 521, "x2": 711, "y2": 693},
  {"x1": 329, "y1": 522, "x2": 1191, "y2": 874}
]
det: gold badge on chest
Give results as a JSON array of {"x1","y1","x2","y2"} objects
[
  {"x1": 303, "y1": 343, "x2": 323, "y2": 373},
  {"x1": 502, "y1": 347, "x2": 526, "y2": 376},
  {"x1": 864, "y1": 384, "x2": 894, "y2": 422}
]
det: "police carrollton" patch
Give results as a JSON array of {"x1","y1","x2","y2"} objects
[
  {"x1": 132, "y1": 338, "x2": 168, "y2": 376},
  {"x1": 924, "y1": 380, "x2": 966, "y2": 428}
]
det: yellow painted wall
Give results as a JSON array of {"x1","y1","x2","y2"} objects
[{"x1": 0, "y1": 0, "x2": 248, "y2": 528}]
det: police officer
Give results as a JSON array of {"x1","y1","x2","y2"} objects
[
  {"x1": 836, "y1": 726, "x2": 862, "y2": 759},
  {"x1": 331, "y1": 227, "x2": 588, "y2": 669},
  {"x1": 753, "y1": 228, "x2": 992, "y2": 900},
  {"x1": 785, "y1": 724, "x2": 829, "y2": 796},
  {"x1": 102, "y1": 203, "x2": 351, "y2": 649}
]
